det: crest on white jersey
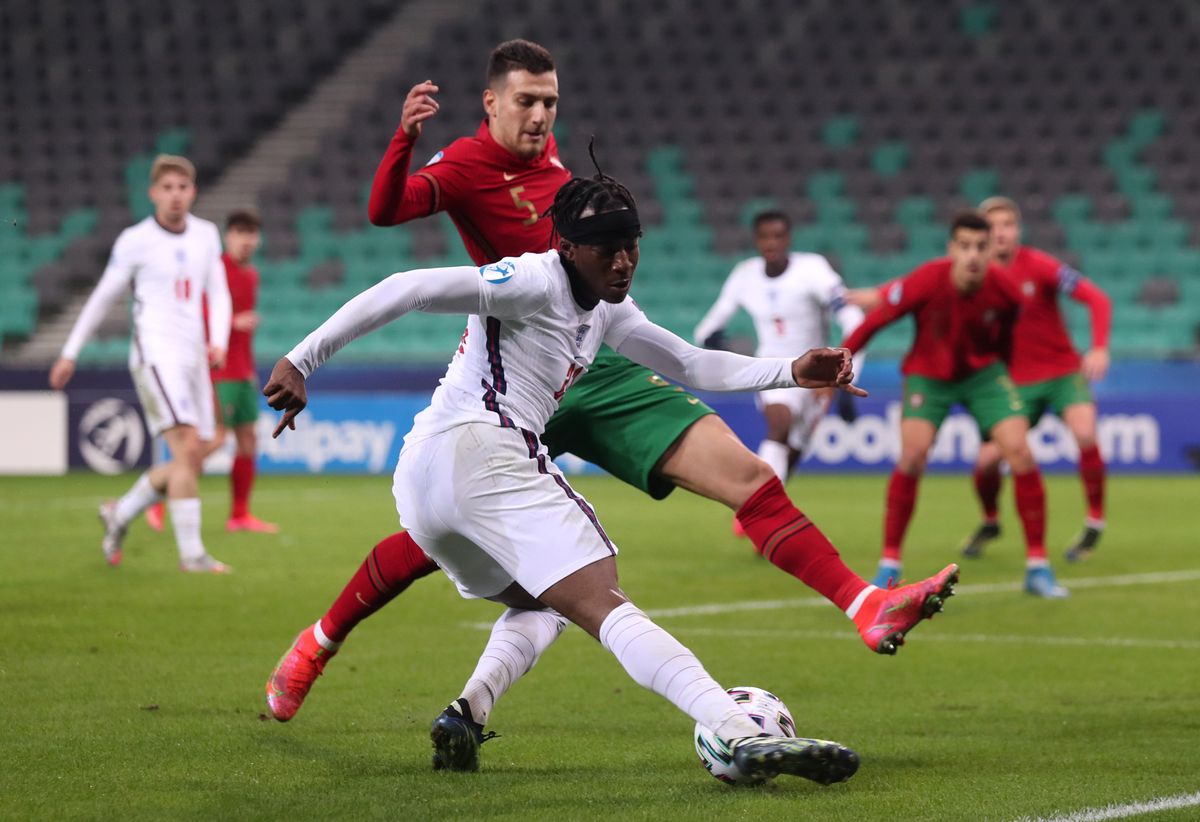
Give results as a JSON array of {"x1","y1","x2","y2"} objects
[
  {"x1": 479, "y1": 260, "x2": 516, "y2": 284},
  {"x1": 574, "y1": 323, "x2": 591, "y2": 349},
  {"x1": 425, "y1": 150, "x2": 444, "y2": 166},
  {"x1": 887, "y1": 282, "x2": 903, "y2": 305}
]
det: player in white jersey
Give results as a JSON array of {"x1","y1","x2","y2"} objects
[
  {"x1": 49, "y1": 155, "x2": 233, "y2": 573},
  {"x1": 263, "y1": 172, "x2": 870, "y2": 782},
  {"x1": 694, "y1": 211, "x2": 865, "y2": 482}
]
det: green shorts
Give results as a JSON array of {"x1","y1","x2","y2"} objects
[
  {"x1": 902, "y1": 363, "x2": 1025, "y2": 436},
  {"x1": 215, "y1": 379, "x2": 260, "y2": 427},
  {"x1": 542, "y1": 345, "x2": 714, "y2": 500},
  {"x1": 1017, "y1": 372, "x2": 1093, "y2": 426}
]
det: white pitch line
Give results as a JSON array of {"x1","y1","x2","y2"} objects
[
  {"x1": 642, "y1": 568, "x2": 1200, "y2": 619},
  {"x1": 1011, "y1": 790, "x2": 1200, "y2": 822},
  {"x1": 663, "y1": 626, "x2": 1200, "y2": 651},
  {"x1": 455, "y1": 622, "x2": 1200, "y2": 651}
]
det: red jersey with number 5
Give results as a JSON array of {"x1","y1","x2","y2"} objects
[
  {"x1": 368, "y1": 119, "x2": 570, "y2": 265},
  {"x1": 999, "y1": 246, "x2": 1111, "y2": 384},
  {"x1": 844, "y1": 258, "x2": 1020, "y2": 382}
]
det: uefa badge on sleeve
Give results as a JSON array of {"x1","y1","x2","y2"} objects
[{"x1": 479, "y1": 261, "x2": 515, "y2": 284}]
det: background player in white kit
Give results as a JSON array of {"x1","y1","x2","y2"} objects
[
  {"x1": 49, "y1": 154, "x2": 233, "y2": 573},
  {"x1": 263, "y1": 172, "x2": 877, "y2": 782},
  {"x1": 694, "y1": 211, "x2": 865, "y2": 482}
]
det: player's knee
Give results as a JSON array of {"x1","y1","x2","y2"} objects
[
  {"x1": 1072, "y1": 429, "x2": 1097, "y2": 451},
  {"x1": 897, "y1": 447, "x2": 928, "y2": 475},
  {"x1": 1005, "y1": 444, "x2": 1035, "y2": 473},
  {"x1": 740, "y1": 454, "x2": 779, "y2": 490}
]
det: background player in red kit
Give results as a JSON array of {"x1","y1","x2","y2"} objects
[
  {"x1": 212, "y1": 209, "x2": 278, "y2": 533},
  {"x1": 844, "y1": 211, "x2": 1068, "y2": 598},
  {"x1": 960, "y1": 198, "x2": 1111, "y2": 562},
  {"x1": 264, "y1": 39, "x2": 958, "y2": 723}
]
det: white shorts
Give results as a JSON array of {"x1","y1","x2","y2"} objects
[
  {"x1": 393, "y1": 423, "x2": 617, "y2": 600},
  {"x1": 131, "y1": 361, "x2": 216, "y2": 441},
  {"x1": 755, "y1": 388, "x2": 831, "y2": 452}
]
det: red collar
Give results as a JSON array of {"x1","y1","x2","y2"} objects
[{"x1": 474, "y1": 119, "x2": 554, "y2": 170}]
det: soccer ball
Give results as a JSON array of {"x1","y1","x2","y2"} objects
[{"x1": 693, "y1": 686, "x2": 798, "y2": 785}]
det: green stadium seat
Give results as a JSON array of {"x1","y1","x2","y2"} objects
[{"x1": 821, "y1": 116, "x2": 860, "y2": 149}]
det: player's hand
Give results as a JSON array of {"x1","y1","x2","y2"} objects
[
  {"x1": 232, "y1": 311, "x2": 259, "y2": 332},
  {"x1": 263, "y1": 357, "x2": 307, "y2": 438},
  {"x1": 49, "y1": 357, "x2": 76, "y2": 390},
  {"x1": 208, "y1": 346, "x2": 227, "y2": 370},
  {"x1": 845, "y1": 287, "x2": 883, "y2": 311},
  {"x1": 401, "y1": 80, "x2": 440, "y2": 138},
  {"x1": 1082, "y1": 347, "x2": 1110, "y2": 382},
  {"x1": 791, "y1": 347, "x2": 869, "y2": 397}
]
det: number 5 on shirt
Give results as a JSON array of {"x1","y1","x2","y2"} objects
[{"x1": 509, "y1": 186, "x2": 538, "y2": 226}]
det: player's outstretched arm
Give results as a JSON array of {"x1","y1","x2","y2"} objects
[
  {"x1": 611, "y1": 314, "x2": 866, "y2": 396},
  {"x1": 278, "y1": 264, "x2": 482, "y2": 385}
]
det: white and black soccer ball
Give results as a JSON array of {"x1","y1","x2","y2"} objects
[{"x1": 693, "y1": 686, "x2": 798, "y2": 785}]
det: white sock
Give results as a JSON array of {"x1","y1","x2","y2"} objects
[
  {"x1": 459, "y1": 608, "x2": 567, "y2": 725},
  {"x1": 114, "y1": 472, "x2": 162, "y2": 527},
  {"x1": 598, "y1": 602, "x2": 761, "y2": 742},
  {"x1": 844, "y1": 584, "x2": 880, "y2": 620},
  {"x1": 757, "y1": 439, "x2": 790, "y2": 482},
  {"x1": 312, "y1": 621, "x2": 342, "y2": 652},
  {"x1": 168, "y1": 498, "x2": 205, "y2": 561}
]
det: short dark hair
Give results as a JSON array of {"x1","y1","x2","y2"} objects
[
  {"x1": 949, "y1": 210, "x2": 990, "y2": 236},
  {"x1": 225, "y1": 208, "x2": 262, "y2": 232},
  {"x1": 487, "y1": 39, "x2": 555, "y2": 85},
  {"x1": 752, "y1": 210, "x2": 791, "y2": 231}
]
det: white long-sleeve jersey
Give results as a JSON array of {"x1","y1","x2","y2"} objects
[
  {"x1": 61, "y1": 215, "x2": 231, "y2": 368},
  {"x1": 694, "y1": 252, "x2": 865, "y2": 370},
  {"x1": 285, "y1": 250, "x2": 799, "y2": 441}
]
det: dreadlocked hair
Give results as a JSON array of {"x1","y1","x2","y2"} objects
[{"x1": 544, "y1": 137, "x2": 638, "y2": 242}]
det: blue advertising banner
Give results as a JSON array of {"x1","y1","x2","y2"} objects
[
  {"x1": 248, "y1": 390, "x2": 1197, "y2": 475},
  {"x1": 5, "y1": 362, "x2": 1194, "y2": 476}
]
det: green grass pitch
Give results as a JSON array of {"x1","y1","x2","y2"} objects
[{"x1": 2, "y1": 471, "x2": 1198, "y2": 820}]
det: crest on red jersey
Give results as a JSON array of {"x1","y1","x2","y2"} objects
[{"x1": 1022, "y1": 280, "x2": 1036, "y2": 297}]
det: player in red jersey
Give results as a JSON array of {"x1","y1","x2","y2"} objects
[
  {"x1": 844, "y1": 211, "x2": 1067, "y2": 598},
  {"x1": 959, "y1": 198, "x2": 1111, "y2": 562},
  {"x1": 264, "y1": 39, "x2": 959, "y2": 725},
  {"x1": 211, "y1": 209, "x2": 278, "y2": 533}
]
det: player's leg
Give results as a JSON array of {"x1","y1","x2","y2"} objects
[
  {"x1": 657, "y1": 413, "x2": 955, "y2": 653},
  {"x1": 223, "y1": 379, "x2": 277, "y2": 532},
  {"x1": 961, "y1": 441, "x2": 1004, "y2": 558},
  {"x1": 265, "y1": 529, "x2": 439, "y2": 721},
  {"x1": 758, "y1": 392, "x2": 796, "y2": 482},
  {"x1": 101, "y1": 363, "x2": 197, "y2": 563},
  {"x1": 529, "y1": 558, "x2": 858, "y2": 784},
  {"x1": 876, "y1": 416, "x2": 938, "y2": 586},
  {"x1": 157, "y1": 422, "x2": 225, "y2": 573},
  {"x1": 143, "y1": 435, "x2": 168, "y2": 532},
  {"x1": 968, "y1": 365, "x2": 1065, "y2": 597},
  {"x1": 989, "y1": 416, "x2": 1066, "y2": 598},
  {"x1": 1061, "y1": 395, "x2": 1105, "y2": 561},
  {"x1": 417, "y1": 425, "x2": 858, "y2": 781}
]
